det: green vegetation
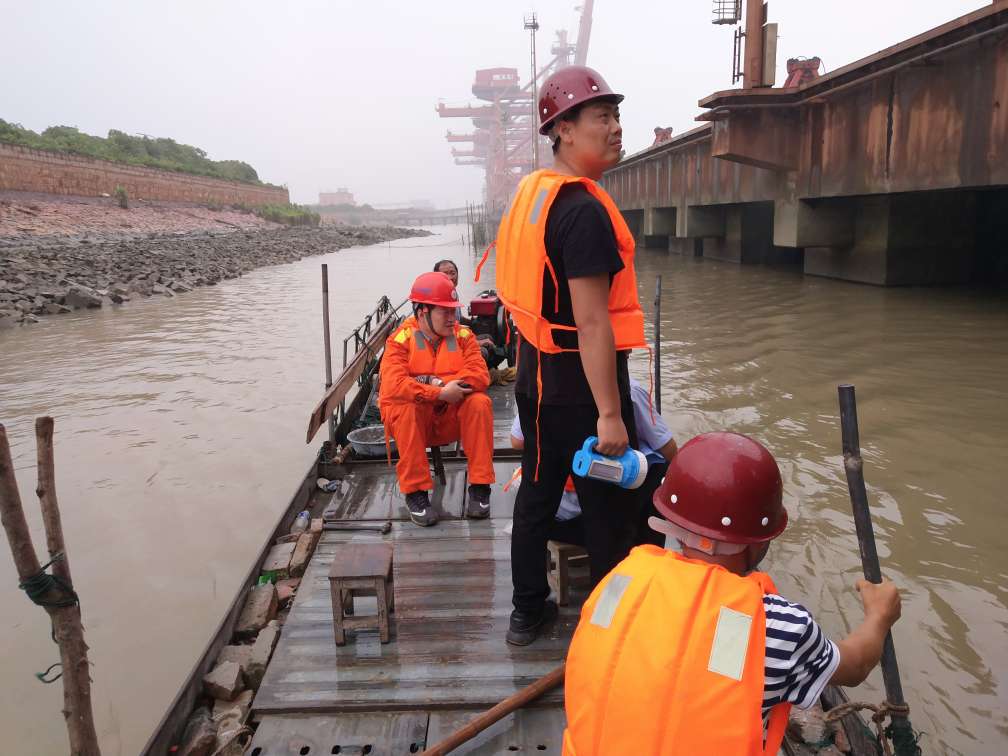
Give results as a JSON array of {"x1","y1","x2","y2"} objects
[
  {"x1": 255, "y1": 203, "x2": 321, "y2": 227},
  {"x1": 0, "y1": 119, "x2": 271, "y2": 186},
  {"x1": 114, "y1": 185, "x2": 128, "y2": 209}
]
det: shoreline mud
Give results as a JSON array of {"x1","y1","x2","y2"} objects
[{"x1": 0, "y1": 193, "x2": 430, "y2": 327}]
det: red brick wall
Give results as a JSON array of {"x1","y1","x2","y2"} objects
[{"x1": 0, "y1": 143, "x2": 289, "y2": 206}]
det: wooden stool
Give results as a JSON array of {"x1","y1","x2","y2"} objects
[
  {"x1": 547, "y1": 540, "x2": 589, "y2": 606},
  {"x1": 430, "y1": 445, "x2": 446, "y2": 485},
  {"x1": 328, "y1": 543, "x2": 394, "y2": 645}
]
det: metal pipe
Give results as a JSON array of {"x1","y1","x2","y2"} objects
[
  {"x1": 743, "y1": 0, "x2": 765, "y2": 89},
  {"x1": 837, "y1": 384, "x2": 917, "y2": 755},
  {"x1": 525, "y1": 13, "x2": 540, "y2": 170},
  {"x1": 653, "y1": 276, "x2": 662, "y2": 415},
  {"x1": 340, "y1": 334, "x2": 349, "y2": 424}
]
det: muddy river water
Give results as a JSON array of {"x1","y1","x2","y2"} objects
[{"x1": 1, "y1": 228, "x2": 1005, "y2": 754}]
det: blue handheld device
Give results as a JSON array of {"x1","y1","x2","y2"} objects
[{"x1": 572, "y1": 436, "x2": 648, "y2": 489}]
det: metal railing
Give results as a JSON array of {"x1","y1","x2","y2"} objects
[
  {"x1": 712, "y1": 0, "x2": 742, "y2": 25},
  {"x1": 332, "y1": 296, "x2": 409, "y2": 435}
]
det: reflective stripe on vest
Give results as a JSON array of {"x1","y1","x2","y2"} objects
[
  {"x1": 391, "y1": 316, "x2": 466, "y2": 380},
  {"x1": 562, "y1": 546, "x2": 791, "y2": 756},
  {"x1": 494, "y1": 169, "x2": 647, "y2": 355}
]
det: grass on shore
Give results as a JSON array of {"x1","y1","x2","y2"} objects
[{"x1": 254, "y1": 203, "x2": 321, "y2": 227}]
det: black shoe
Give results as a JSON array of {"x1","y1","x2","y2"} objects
[
  {"x1": 466, "y1": 483, "x2": 491, "y2": 519},
  {"x1": 505, "y1": 600, "x2": 558, "y2": 646},
  {"x1": 405, "y1": 490, "x2": 438, "y2": 527}
]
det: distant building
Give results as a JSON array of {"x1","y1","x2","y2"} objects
[{"x1": 319, "y1": 188, "x2": 355, "y2": 206}]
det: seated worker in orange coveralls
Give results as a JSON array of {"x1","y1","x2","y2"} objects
[{"x1": 378, "y1": 271, "x2": 496, "y2": 527}]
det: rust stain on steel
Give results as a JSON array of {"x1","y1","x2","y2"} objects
[{"x1": 604, "y1": 6, "x2": 1007, "y2": 217}]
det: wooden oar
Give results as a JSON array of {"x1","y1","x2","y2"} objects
[
  {"x1": 837, "y1": 384, "x2": 917, "y2": 756},
  {"x1": 420, "y1": 664, "x2": 565, "y2": 755}
]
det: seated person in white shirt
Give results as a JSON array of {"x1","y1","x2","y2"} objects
[{"x1": 509, "y1": 378, "x2": 678, "y2": 546}]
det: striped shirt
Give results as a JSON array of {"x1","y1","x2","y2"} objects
[{"x1": 762, "y1": 594, "x2": 840, "y2": 719}]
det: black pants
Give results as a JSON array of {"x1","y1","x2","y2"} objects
[
  {"x1": 634, "y1": 460, "x2": 669, "y2": 547},
  {"x1": 548, "y1": 516, "x2": 585, "y2": 547},
  {"x1": 512, "y1": 392, "x2": 641, "y2": 614}
]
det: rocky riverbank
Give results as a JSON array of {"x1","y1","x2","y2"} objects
[{"x1": 0, "y1": 221, "x2": 429, "y2": 327}]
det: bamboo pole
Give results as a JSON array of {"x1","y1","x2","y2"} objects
[
  {"x1": 420, "y1": 664, "x2": 565, "y2": 755},
  {"x1": 0, "y1": 420, "x2": 101, "y2": 756},
  {"x1": 837, "y1": 385, "x2": 916, "y2": 756}
]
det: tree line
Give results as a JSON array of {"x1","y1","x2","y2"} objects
[{"x1": 0, "y1": 120, "x2": 274, "y2": 187}]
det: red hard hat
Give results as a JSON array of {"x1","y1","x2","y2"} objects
[
  {"x1": 653, "y1": 432, "x2": 787, "y2": 544},
  {"x1": 538, "y1": 65, "x2": 624, "y2": 135},
  {"x1": 409, "y1": 271, "x2": 459, "y2": 308}
]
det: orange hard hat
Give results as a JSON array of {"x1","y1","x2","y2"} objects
[
  {"x1": 538, "y1": 65, "x2": 624, "y2": 135},
  {"x1": 652, "y1": 432, "x2": 787, "y2": 546},
  {"x1": 409, "y1": 271, "x2": 459, "y2": 308}
]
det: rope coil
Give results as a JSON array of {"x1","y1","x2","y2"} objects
[
  {"x1": 825, "y1": 701, "x2": 919, "y2": 756},
  {"x1": 18, "y1": 552, "x2": 79, "y2": 609},
  {"x1": 18, "y1": 552, "x2": 81, "y2": 683}
]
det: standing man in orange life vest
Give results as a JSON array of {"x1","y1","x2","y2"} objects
[
  {"x1": 563, "y1": 433, "x2": 903, "y2": 756},
  {"x1": 493, "y1": 66, "x2": 650, "y2": 645},
  {"x1": 378, "y1": 271, "x2": 495, "y2": 527}
]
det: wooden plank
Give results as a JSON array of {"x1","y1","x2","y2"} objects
[
  {"x1": 390, "y1": 467, "x2": 467, "y2": 521},
  {"x1": 322, "y1": 467, "x2": 397, "y2": 522},
  {"x1": 426, "y1": 707, "x2": 567, "y2": 755},
  {"x1": 249, "y1": 712, "x2": 429, "y2": 755},
  {"x1": 306, "y1": 313, "x2": 397, "y2": 444},
  {"x1": 254, "y1": 521, "x2": 577, "y2": 715},
  {"x1": 820, "y1": 685, "x2": 883, "y2": 756}
]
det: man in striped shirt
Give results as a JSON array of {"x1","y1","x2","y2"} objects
[{"x1": 563, "y1": 432, "x2": 903, "y2": 755}]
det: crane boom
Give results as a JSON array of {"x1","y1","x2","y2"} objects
[{"x1": 574, "y1": 0, "x2": 594, "y2": 66}]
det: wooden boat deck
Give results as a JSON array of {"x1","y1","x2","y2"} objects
[
  {"x1": 250, "y1": 383, "x2": 580, "y2": 752},
  {"x1": 255, "y1": 520, "x2": 581, "y2": 715}
]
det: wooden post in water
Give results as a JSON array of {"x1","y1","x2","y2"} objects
[
  {"x1": 0, "y1": 420, "x2": 101, "y2": 756},
  {"x1": 321, "y1": 265, "x2": 335, "y2": 449},
  {"x1": 653, "y1": 275, "x2": 662, "y2": 415},
  {"x1": 837, "y1": 384, "x2": 917, "y2": 756}
]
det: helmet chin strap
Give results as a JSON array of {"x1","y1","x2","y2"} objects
[{"x1": 648, "y1": 517, "x2": 747, "y2": 557}]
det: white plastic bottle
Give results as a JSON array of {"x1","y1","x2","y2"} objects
[{"x1": 291, "y1": 509, "x2": 311, "y2": 535}]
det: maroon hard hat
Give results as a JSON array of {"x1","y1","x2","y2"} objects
[
  {"x1": 409, "y1": 271, "x2": 459, "y2": 308},
  {"x1": 538, "y1": 65, "x2": 624, "y2": 135},
  {"x1": 653, "y1": 432, "x2": 787, "y2": 545}
]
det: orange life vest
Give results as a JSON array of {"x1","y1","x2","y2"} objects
[
  {"x1": 389, "y1": 316, "x2": 471, "y2": 381},
  {"x1": 489, "y1": 169, "x2": 647, "y2": 354},
  {"x1": 563, "y1": 546, "x2": 792, "y2": 756}
]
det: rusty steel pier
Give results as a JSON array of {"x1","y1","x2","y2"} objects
[{"x1": 604, "y1": 2, "x2": 1008, "y2": 285}]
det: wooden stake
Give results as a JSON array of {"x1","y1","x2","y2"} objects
[
  {"x1": 0, "y1": 420, "x2": 101, "y2": 756},
  {"x1": 420, "y1": 664, "x2": 564, "y2": 755}
]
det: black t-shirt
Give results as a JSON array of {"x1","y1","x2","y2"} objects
[{"x1": 516, "y1": 183, "x2": 631, "y2": 405}]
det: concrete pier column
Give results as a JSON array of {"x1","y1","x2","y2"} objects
[
  {"x1": 701, "y1": 203, "x2": 800, "y2": 265},
  {"x1": 804, "y1": 193, "x2": 976, "y2": 285},
  {"x1": 622, "y1": 208, "x2": 645, "y2": 245},
  {"x1": 643, "y1": 206, "x2": 676, "y2": 249}
]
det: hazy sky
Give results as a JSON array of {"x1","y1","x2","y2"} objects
[{"x1": 1, "y1": 0, "x2": 988, "y2": 207}]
